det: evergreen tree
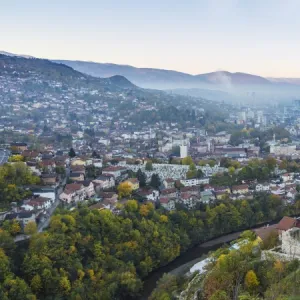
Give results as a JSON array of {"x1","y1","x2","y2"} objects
[
  {"x1": 150, "y1": 173, "x2": 161, "y2": 189},
  {"x1": 69, "y1": 147, "x2": 76, "y2": 158},
  {"x1": 137, "y1": 169, "x2": 147, "y2": 187}
]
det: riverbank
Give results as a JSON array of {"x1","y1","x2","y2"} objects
[
  {"x1": 140, "y1": 221, "x2": 281, "y2": 299},
  {"x1": 139, "y1": 233, "x2": 239, "y2": 299}
]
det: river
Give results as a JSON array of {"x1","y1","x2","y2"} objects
[{"x1": 140, "y1": 231, "x2": 242, "y2": 299}]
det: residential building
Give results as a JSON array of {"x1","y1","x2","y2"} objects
[
  {"x1": 232, "y1": 184, "x2": 249, "y2": 194},
  {"x1": 160, "y1": 197, "x2": 176, "y2": 210},
  {"x1": 41, "y1": 173, "x2": 57, "y2": 186},
  {"x1": 59, "y1": 183, "x2": 86, "y2": 204}
]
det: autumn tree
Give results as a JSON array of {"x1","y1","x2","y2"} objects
[
  {"x1": 24, "y1": 221, "x2": 38, "y2": 235},
  {"x1": 8, "y1": 155, "x2": 24, "y2": 162},
  {"x1": 244, "y1": 270, "x2": 259, "y2": 291},
  {"x1": 118, "y1": 181, "x2": 133, "y2": 198}
]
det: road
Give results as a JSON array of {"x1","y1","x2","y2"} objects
[
  {"x1": 38, "y1": 197, "x2": 61, "y2": 232},
  {"x1": 0, "y1": 149, "x2": 9, "y2": 165}
]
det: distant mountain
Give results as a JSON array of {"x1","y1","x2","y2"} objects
[
  {"x1": 3, "y1": 50, "x2": 300, "y2": 103},
  {"x1": 53, "y1": 60, "x2": 195, "y2": 89},
  {"x1": 196, "y1": 71, "x2": 270, "y2": 85},
  {"x1": 0, "y1": 54, "x2": 136, "y2": 91},
  {"x1": 0, "y1": 50, "x2": 34, "y2": 59},
  {"x1": 268, "y1": 77, "x2": 300, "y2": 85},
  {"x1": 54, "y1": 59, "x2": 271, "y2": 89},
  {"x1": 108, "y1": 75, "x2": 136, "y2": 89}
]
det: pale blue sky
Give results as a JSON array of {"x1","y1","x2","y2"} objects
[{"x1": 2, "y1": 0, "x2": 300, "y2": 77}]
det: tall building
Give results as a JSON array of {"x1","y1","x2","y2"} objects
[
  {"x1": 239, "y1": 111, "x2": 247, "y2": 122},
  {"x1": 180, "y1": 145, "x2": 188, "y2": 158}
]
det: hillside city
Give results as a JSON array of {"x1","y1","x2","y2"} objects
[{"x1": 1, "y1": 53, "x2": 300, "y2": 299}]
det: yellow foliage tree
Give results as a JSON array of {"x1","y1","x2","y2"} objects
[
  {"x1": 8, "y1": 155, "x2": 24, "y2": 162},
  {"x1": 244, "y1": 270, "x2": 259, "y2": 291},
  {"x1": 77, "y1": 269, "x2": 85, "y2": 281},
  {"x1": 59, "y1": 276, "x2": 71, "y2": 295},
  {"x1": 159, "y1": 215, "x2": 168, "y2": 223},
  {"x1": 24, "y1": 221, "x2": 37, "y2": 235},
  {"x1": 139, "y1": 204, "x2": 150, "y2": 217},
  {"x1": 117, "y1": 181, "x2": 133, "y2": 199},
  {"x1": 273, "y1": 260, "x2": 284, "y2": 273},
  {"x1": 10, "y1": 220, "x2": 21, "y2": 235},
  {"x1": 125, "y1": 200, "x2": 138, "y2": 212}
]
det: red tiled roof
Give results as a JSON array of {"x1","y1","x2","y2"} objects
[
  {"x1": 161, "y1": 188, "x2": 176, "y2": 195},
  {"x1": 64, "y1": 183, "x2": 83, "y2": 194},
  {"x1": 232, "y1": 184, "x2": 249, "y2": 191},
  {"x1": 181, "y1": 192, "x2": 192, "y2": 199},
  {"x1": 160, "y1": 197, "x2": 169, "y2": 204},
  {"x1": 253, "y1": 224, "x2": 278, "y2": 241},
  {"x1": 181, "y1": 186, "x2": 198, "y2": 192},
  {"x1": 277, "y1": 216, "x2": 297, "y2": 231},
  {"x1": 102, "y1": 166, "x2": 126, "y2": 172}
]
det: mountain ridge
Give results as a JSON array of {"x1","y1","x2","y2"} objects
[
  {"x1": 2, "y1": 50, "x2": 299, "y2": 87},
  {"x1": 0, "y1": 53, "x2": 136, "y2": 91},
  {"x1": 54, "y1": 59, "x2": 271, "y2": 88}
]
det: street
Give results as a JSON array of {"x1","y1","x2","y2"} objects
[{"x1": 38, "y1": 195, "x2": 61, "y2": 232}]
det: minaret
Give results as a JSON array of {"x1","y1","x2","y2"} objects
[{"x1": 273, "y1": 133, "x2": 276, "y2": 143}]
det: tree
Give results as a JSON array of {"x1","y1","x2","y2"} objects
[
  {"x1": 244, "y1": 270, "x2": 259, "y2": 291},
  {"x1": 55, "y1": 166, "x2": 66, "y2": 177},
  {"x1": 30, "y1": 274, "x2": 42, "y2": 293},
  {"x1": 24, "y1": 221, "x2": 37, "y2": 235},
  {"x1": 230, "y1": 131, "x2": 247, "y2": 146},
  {"x1": 228, "y1": 166, "x2": 235, "y2": 176},
  {"x1": 186, "y1": 163, "x2": 197, "y2": 179},
  {"x1": 210, "y1": 290, "x2": 230, "y2": 300},
  {"x1": 92, "y1": 150, "x2": 99, "y2": 158},
  {"x1": 0, "y1": 248, "x2": 10, "y2": 281},
  {"x1": 8, "y1": 155, "x2": 24, "y2": 162},
  {"x1": 182, "y1": 156, "x2": 193, "y2": 165},
  {"x1": 125, "y1": 199, "x2": 138, "y2": 212},
  {"x1": 145, "y1": 161, "x2": 153, "y2": 171},
  {"x1": 3, "y1": 220, "x2": 21, "y2": 236},
  {"x1": 197, "y1": 168, "x2": 204, "y2": 178},
  {"x1": 69, "y1": 147, "x2": 76, "y2": 158},
  {"x1": 59, "y1": 276, "x2": 71, "y2": 295},
  {"x1": 150, "y1": 174, "x2": 161, "y2": 189},
  {"x1": 266, "y1": 157, "x2": 277, "y2": 171},
  {"x1": 136, "y1": 169, "x2": 147, "y2": 187},
  {"x1": 118, "y1": 181, "x2": 133, "y2": 198},
  {"x1": 10, "y1": 220, "x2": 21, "y2": 236}
]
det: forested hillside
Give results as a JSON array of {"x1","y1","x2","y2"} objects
[{"x1": 0, "y1": 195, "x2": 298, "y2": 299}]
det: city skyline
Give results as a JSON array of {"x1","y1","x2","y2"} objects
[{"x1": 2, "y1": 0, "x2": 300, "y2": 77}]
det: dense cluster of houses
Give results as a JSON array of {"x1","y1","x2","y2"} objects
[{"x1": 2, "y1": 138, "x2": 300, "y2": 231}]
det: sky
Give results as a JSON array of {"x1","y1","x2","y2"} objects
[{"x1": 1, "y1": 0, "x2": 300, "y2": 77}]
